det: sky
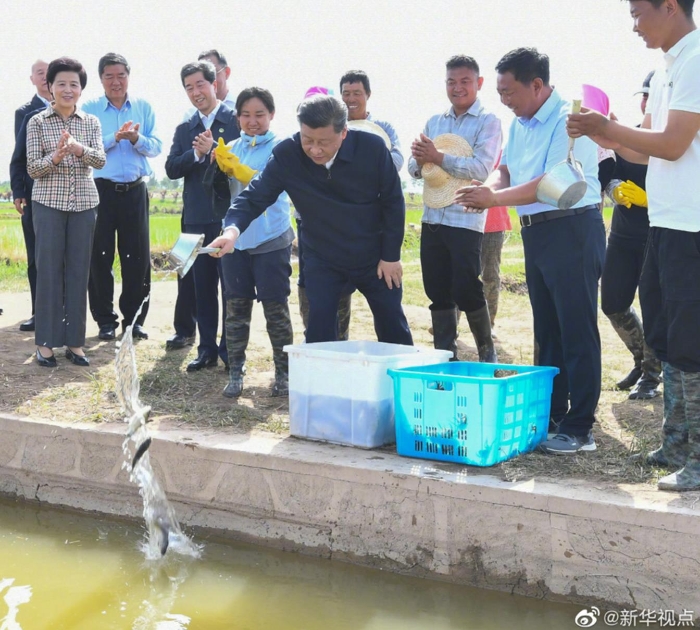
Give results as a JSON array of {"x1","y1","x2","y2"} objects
[{"x1": 3, "y1": 0, "x2": 662, "y2": 186}]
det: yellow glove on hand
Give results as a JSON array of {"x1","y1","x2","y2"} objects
[
  {"x1": 213, "y1": 138, "x2": 258, "y2": 185},
  {"x1": 611, "y1": 183, "x2": 631, "y2": 208},
  {"x1": 617, "y1": 180, "x2": 648, "y2": 208}
]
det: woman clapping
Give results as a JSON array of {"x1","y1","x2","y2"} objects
[{"x1": 26, "y1": 57, "x2": 106, "y2": 367}]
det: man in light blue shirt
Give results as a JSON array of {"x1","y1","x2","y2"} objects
[
  {"x1": 408, "y1": 55, "x2": 502, "y2": 363},
  {"x1": 82, "y1": 53, "x2": 162, "y2": 341},
  {"x1": 456, "y1": 48, "x2": 606, "y2": 455}
]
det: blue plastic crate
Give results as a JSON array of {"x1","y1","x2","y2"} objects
[{"x1": 387, "y1": 362, "x2": 559, "y2": 467}]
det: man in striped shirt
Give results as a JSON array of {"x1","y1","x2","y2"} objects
[{"x1": 408, "y1": 55, "x2": 502, "y2": 362}]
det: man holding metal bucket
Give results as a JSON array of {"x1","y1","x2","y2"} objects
[
  {"x1": 455, "y1": 48, "x2": 605, "y2": 455},
  {"x1": 568, "y1": 0, "x2": 700, "y2": 491}
]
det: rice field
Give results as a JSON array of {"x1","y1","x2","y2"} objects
[{"x1": 0, "y1": 198, "x2": 613, "y2": 290}]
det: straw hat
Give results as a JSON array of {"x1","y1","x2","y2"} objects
[
  {"x1": 422, "y1": 134, "x2": 474, "y2": 209},
  {"x1": 347, "y1": 119, "x2": 392, "y2": 150}
]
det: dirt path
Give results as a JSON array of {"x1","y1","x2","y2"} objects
[{"x1": 0, "y1": 281, "x2": 667, "y2": 487}]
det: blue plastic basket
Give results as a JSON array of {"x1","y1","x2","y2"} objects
[{"x1": 387, "y1": 362, "x2": 559, "y2": 467}]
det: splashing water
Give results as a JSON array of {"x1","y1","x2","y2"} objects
[
  {"x1": 115, "y1": 296, "x2": 200, "y2": 560},
  {"x1": 0, "y1": 579, "x2": 32, "y2": 630}
]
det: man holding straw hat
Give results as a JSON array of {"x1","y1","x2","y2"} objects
[{"x1": 408, "y1": 55, "x2": 502, "y2": 362}]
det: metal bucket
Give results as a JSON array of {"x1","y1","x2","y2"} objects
[
  {"x1": 535, "y1": 150, "x2": 588, "y2": 209},
  {"x1": 535, "y1": 98, "x2": 587, "y2": 210},
  {"x1": 167, "y1": 233, "x2": 219, "y2": 278}
]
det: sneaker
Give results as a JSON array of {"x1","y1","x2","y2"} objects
[
  {"x1": 547, "y1": 417, "x2": 562, "y2": 440},
  {"x1": 540, "y1": 432, "x2": 597, "y2": 455}
]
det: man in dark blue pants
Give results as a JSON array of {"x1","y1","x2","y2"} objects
[
  {"x1": 456, "y1": 47, "x2": 605, "y2": 454},
  {"x1": 165, "y1": 60, "x2": 239, "y2": 371},
  {"x1": 208, "y1": 95, "x2": 412, "y2": 346}
]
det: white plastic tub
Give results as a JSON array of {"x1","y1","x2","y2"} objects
[{"x1": 283, "y1": 341, "x2": 452, "y2": 448}]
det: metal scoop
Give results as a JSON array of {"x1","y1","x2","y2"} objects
[
  {"x1": 535, "y1": 99, "x2": 588, "y2": 210},
  {"x1": 167, "y1": 233, "x2": 220, "y2": 278}
]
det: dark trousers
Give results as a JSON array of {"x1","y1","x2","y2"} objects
[
  {"x1": 480, "y1": 230, "x2": 505, "y2": 324},
  {"x1": 296, "y1": 219, "x2": 353, "y2": 296},
  {"x1": 420, "y1": 224, "x2": 485, "y2": 313},
  {"x1": 184, "y1": 222, "x2": 227, "y2": 362},
  {"x1": 601, "y1": 233, "x2": 647, "y2": 316},
  {"x1": 21, "y1": 202, "x2": 37, "y2": 314},
  {"x1": 33, "y1": 202, "x2": 96, "y2": 348},
  {"x1": 640, "y1": 227, "x2": 700, "y2": 372},
  {"x1": 222, "y1": 245, "x2": 292, "y2": 303},
  {"x1": 173, "y1": 214, "x2": 197, "y2": 338},
  {"x1": 521, "y1": 208, "x2": 606, "y2": 436},
  {"x1": 88, "y1": 179, "x2": 151, "y2": 328},
  {"x1": 304, "y1": 251, "x2": 412, "y2": 345}
]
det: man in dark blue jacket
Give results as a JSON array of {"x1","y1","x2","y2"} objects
[
  {"x1": 165, "y1": 60, "x2": 239, "y2": 371},
  {"x1": 10, "y1": 60, "x2": 52, "y2": 332},
  {"x1": 208, "y1": 95, "x2": 413, "y2": 345}
]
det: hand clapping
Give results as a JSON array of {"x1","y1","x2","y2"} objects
[
  {"x1": 193, "y1": 129, "x2": 214, "y2": 160},
  {"x1": 115, "y1": 121, "x2": 140, "y2": 145}
]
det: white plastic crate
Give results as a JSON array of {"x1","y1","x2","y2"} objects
[{"x1": 284, "y1": 341, "x2": 452, "y2": 448}]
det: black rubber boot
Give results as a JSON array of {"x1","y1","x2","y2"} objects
[
  {"x1": 262, "y1": 300, "x2": 293, "y2": 397},
  {"x1": 607, "y1": 308, "x2": 645, "y2": 390},
  {"x1": 465, "y1": 305, "x2": 497, "y2": 363},
  {"x1": 629, "y1": 344, "x2": 662, "y2": 400},
  {"x1": 430, "y1": 308, "x2": 458, "y2": 360},
  {"x1": 337, "y1": 293, "x2": 352, "y2": 341},
  {"x1": 223, "y1": 298, "x2": 253, "y2": 398}
]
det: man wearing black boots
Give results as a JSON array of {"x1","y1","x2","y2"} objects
[
  {"x1": 600, "y1": 71, "x2": 661, "y2": 400},
  {"x1": 408, "y1": 55, "x2": 502, "y2": 362}
]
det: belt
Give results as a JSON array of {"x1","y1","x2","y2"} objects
[
  {"x1": 96, "y1": 177, "x2": 144, "y2": 193},
  {"x1": 519, "y1": 205, "x2": 597, "y2": 228}
]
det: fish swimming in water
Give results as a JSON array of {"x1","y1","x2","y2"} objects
[{"x1": 132, "y1": 437, "x2": 152, "y2": 469}]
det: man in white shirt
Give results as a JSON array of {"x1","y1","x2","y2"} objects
[{"x1": 569, "y1": 0, "x2": 700, "y2": 491}]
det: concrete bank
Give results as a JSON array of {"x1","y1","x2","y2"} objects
[{"x1": 0, "y1": 413, "x2": 698, "y2": 614}]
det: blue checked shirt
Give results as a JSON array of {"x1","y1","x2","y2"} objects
[
  {"x1": 408, "y1": 99, "x2": 502, "y2": 232},
  {"x1": 501, "y1": 89, "x2": 600, "y2": 216},
  {"x1": 81, "y1": 94, "x2": 162, "y2": 183}
]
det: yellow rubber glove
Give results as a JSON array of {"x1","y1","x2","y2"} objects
[
  {"x1": 617, "y1": 180, "x2": 648, "y2": 208},
  {"x1": 611, "y1": 183, "x2": 631, "y2": 208},
  {"x1": 213, "y1": 138, "x2": 258, "y2": 185}
]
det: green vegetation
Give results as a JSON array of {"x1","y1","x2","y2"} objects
[{"x1": 0, "y1": 196, "x2": 613, "y2": 292}]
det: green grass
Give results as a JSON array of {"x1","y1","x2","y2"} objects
[{"x1": 0, "y1": 198, "x2": 613, "y2": 291}]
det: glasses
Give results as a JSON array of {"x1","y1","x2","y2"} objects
[{"x1": 216, "y1": 67, "x2": 227, "y2": 75}]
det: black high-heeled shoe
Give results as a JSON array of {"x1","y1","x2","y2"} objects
[
  {"x1": 66, "y1": 348, "x2": 90, "y2": 367},
  {"x1": 36, "y1": 348, "x2": 57, "y2": 368}
]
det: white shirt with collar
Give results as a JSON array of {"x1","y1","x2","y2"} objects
[
  {"x1": 647, "y1": 29, "x2": 700, "y2": 232},
  {"x1": 193, "y1": 101, "x2": 222, "y2": 162}
]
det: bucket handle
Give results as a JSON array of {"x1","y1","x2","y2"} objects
[{"x1": 567, "y1": 99, "x2": 582, "y2": 164}]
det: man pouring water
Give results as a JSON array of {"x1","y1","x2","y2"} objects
[{"x1": 207, "y1": 94, "x2": 413, "y2": 346}]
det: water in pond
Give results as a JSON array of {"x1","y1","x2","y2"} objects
[{"x1": 0, "y1": 497, "x2": 581, "y2": 630}]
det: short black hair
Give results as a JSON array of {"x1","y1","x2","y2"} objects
[
  {"x1": 495, "y1": 47, "x2": 550, "y2": 86},
  {"x1": 297, "y1": 95, "x2": 347, "y2": 133},
  {"x1": 180, "y1": 60, "x2": 216, "y2": 87},
  {"x1": 235, "y1": 87, "x2": 275, "y2": 115},
  {"x1": 339, "y1": 70, "x2": 370, "y2": 95},
  {"x1": 446, "y1": 55, "x2": 480, "y2": 75},
  {"x1": 624, "y1": 0, "x2": 694, "y2": 17},
  {"x1": 47, "y1": 57, "x2": 87, "y2": 90},
  {"x1": 198, "y1": 49, "x2": 228, "y2": 68},
  {"x1": 98, "y1": 53, "x2": 130, "y2": 77}
]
